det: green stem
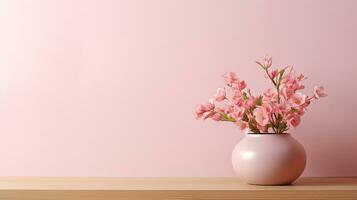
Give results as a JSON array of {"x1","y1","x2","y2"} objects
[
  {"x1": 220, "y1": 113, "x2": 236, "y2": 122},
  {"x1": 264, "y1": 68, "x2": 281, "y2": 103},
  {"x1": 277, "y1": 85, "x2": 281, "y2": 103},
  {"x1": 264, "y1": 69, "x2": 277, "y2": 86}
]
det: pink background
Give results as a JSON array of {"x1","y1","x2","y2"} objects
[{"x1": 0, "y1": 0, "x2": 356, "y2": 177}]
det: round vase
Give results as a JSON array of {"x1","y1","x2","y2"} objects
[{"x1": 232, "y1": 133, "x2": 306, "y2": 185}]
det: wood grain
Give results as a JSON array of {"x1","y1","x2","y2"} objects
[{"x1": 0, "y1": 177, "x2": 355, "y2": 200}]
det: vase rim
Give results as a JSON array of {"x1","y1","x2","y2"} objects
[{"x1": 247, "y1": 132, "x2": 289, "y2": 135}]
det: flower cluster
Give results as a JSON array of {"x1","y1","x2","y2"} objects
[{"x1": 195, "y1": 56, "x2": 327, "y2": 133}]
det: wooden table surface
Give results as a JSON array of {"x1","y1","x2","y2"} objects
[{"x1": 0, "y1": 177, "x2": 355, "y2": 200}]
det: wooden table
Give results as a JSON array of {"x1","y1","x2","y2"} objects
[{"x1": 0, "y1": 177, "x2": 356, "y2": 199}]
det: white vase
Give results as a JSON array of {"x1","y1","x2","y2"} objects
[{"x1": 232, "y1": 133, "x2": 306, "y2": 185}]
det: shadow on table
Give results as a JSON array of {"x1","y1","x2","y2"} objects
[{"x1": 293, "y1": 177, "x2": 357, "y2": 186}]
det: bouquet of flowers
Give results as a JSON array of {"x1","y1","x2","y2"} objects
[{"x1": 195, "y1": 56, "x2": 327, "y2": 133}]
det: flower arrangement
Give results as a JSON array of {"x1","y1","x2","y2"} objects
[{"x1": 195, "y1": 56, "x2": 327, "y2": 134}]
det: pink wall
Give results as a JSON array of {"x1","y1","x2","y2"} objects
[{"x1": 0, "y1": 0, "x2": 356, "y2": 177}]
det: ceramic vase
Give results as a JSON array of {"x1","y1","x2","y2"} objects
[{"x1": 232, "y1": 133, "x2": 306, "y2": 185}]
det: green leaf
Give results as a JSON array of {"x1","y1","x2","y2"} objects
[
  {"x1": 277, "y1": 69, "x2": 285, "y2": 87},
  {"x1": 278, "y1": 122, "x2": 288, "y2": 133},
  {"x1": 291, "y1": 107, "x2": 298, "y2": 112},
  {"x1": 220, "y1": 113, "x2": 236, "y2": 122},
  {"x1": 255, "y1": 61, "x2": 266, "y2": 69},
  {"x1": 255, "y1": 96, "x2": 263, "y2": 106},
  {"x1": 242, "y1": 92, "x2": 249, "y2": 100}
]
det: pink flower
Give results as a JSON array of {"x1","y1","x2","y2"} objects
[
  {"x1": 262, "y1": 102, "x2": 273, "y2": 113},
  {"x1": 210, "y1": 112, "x2": 221, "y2": 121},
  {"x1": 291, "y1": 82, "x2": 305, "y2": 91},
  {"x1": 243, "y1": 96, "x2": 256, "y2": 108},
  {"x1": 289, "y1": 93, "x2": 307, "y2": 107},
  {"x1": 314, "y1": 86, "x2": 327, "y2": 99},
  {"x1": 264, "y1": 88, "x2": 277, "y2": 101},
  {"x1": 224, "y1": 72, "x2": 238, "y2": 85},
  {"x1": 195, "y1": 100, "x2": 215, "y2": 119},
  {"x1": 282, "y1": 73, "x2": 293, "y2": 84},
  {"x1": 224, "y1": 105, "x2": 234, "y2": 114},
  {"x1": 263, "y1": 55, "x2": 272, "y2": 68},
  {"x1": 297, "y1": 74, "x2": 305, "y2": 81},
  {"x1": 289, "y1": 115, "x2": 301, "y2": 127},
  {"x1": 295, "y1": 109, "x2": 305, "y2": 116},
  {"x1": 277, "y1": 102, "x2": 288, "y2": 114},
  {"x1": 270, "y1": 69, "x2": 278, "y2": 79},
  {"x1": 214, "y1": 88, "x2": 226, "y2": 101},
  {"x1": 232, "y1": 92, "x2": 243, "y2": 105},
  {"x1": 253, "y1": 106, "x2": 270, "y2": 127},
  {"x1": 239, "y1": 80, "x2": 247, "y2": 90},
  {"x1": 257, "y1": 124, "x2": 268, "y2": 132},
  {"x1": 282, "y1": 73, "x2": 305, "y2": 91},
  {"x1": 300, "y1": 99, "x2": 311, "y2": 109},
  {"x1": 195, "y1": 56, "x2": 326, "y2": 134},
  {"x1": 231, "y1": 80, "x2": 247, "y2": 90},
  {"x1": 195, "y1": 105, "x2": 206, "y2": 118},
  {"x1": 215, "y1": 107, "x2": 225, "y2": 113},
  {"x1": 282, "y1": 87, "x2": 294, "y2": 100},
  {"x1": 203, "y1": 99, "x2": 215, "y2": 111},
  {"x1": 235, "y1": 121, "x2": 248, "y2": 131},
  {"x1": 231, "y1": 109, "x2": 244, "y2": 120}
]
